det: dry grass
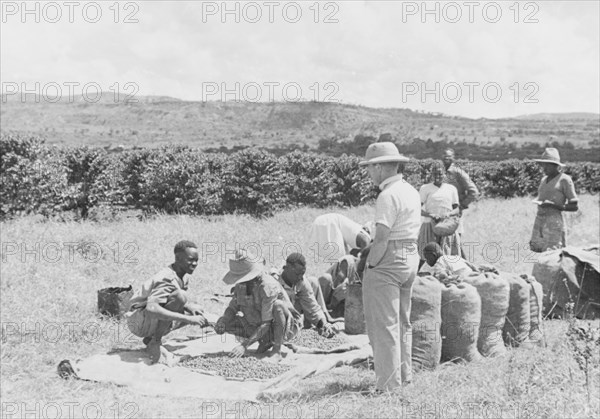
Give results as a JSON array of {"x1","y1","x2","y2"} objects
[{"x1": 1, "y1": 195, "x2": 599, "y2": 418}]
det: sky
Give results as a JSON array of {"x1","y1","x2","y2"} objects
[{"x1": 1, "y1": 0, "x2": 599, "y2": 119}]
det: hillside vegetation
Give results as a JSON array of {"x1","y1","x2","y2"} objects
[{"x1": 2, "y1": 96, "x2": 599, "y2": 156}]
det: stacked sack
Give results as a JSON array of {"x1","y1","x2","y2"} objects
[
  {"x1": 440, "y1": 281, "x2": 482, "y2": 363},
  {"x1": 462, "y1": 271, "x2": 510, "y2": 357},
  {"x1": 520, "y1": 273, "x2": 546, "y2": 347},
  {"x1": 408, "y1": 267, "x2": 546, "y2": 369},
  {"x1": 410, "y1": 275, "x2": 443, "y2": 371},
  {"x1": 500, "y1": 272, "x2": 531, "y2": 347}
]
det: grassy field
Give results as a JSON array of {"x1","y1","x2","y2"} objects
[{"x1": 1, "y1": 195, "x2": 599, "y2": 418}]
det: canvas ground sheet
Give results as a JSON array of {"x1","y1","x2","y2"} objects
[
  {"x1": 59, "y1": 330, "x2": 371, "y2": 401},
  {"x1": 532, "y1": 245, "x2": 600, "y2": 319}
]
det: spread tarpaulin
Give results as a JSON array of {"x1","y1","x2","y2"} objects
[
  {"x1": 58, "y1": 331, "x2": 371, "y2": 401},
  {"x1": 532, "y1": 245, "x2": 600, "y2": 319}
]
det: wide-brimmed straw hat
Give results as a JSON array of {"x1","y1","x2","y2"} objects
[
  {"x1": 359, "y1": 142, "x2": 409, "y2": 166},
  {"x1": 222, "y1": 249, "x2": 265, "y2": 285},
  {"x1": 533, "y1": 148, "x2": 565, "y2": 167}
]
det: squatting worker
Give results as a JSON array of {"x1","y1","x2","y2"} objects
[
  {"x1": 317, "y1": 254, "x2": 360, "y2": 319},
  {"x1": 309, "y1": 213, "x2": 372, "y2": 263},
  {"x1": 125, "y1": 240, "x2": 209, "y2": 364},
  {"x1": 421, "y1": 242, "x2": 474, "y2": 278},
  {"x1": 215, "y1": 250, "x2": 301, "y2": 362},
  {"x1": 530, "y1": 148, "x2": 578, "y2": 252},
  {"x1": 271, "y1": 253, "x2": 336, "y2": 336},
  {"x1": 359, "y1": 142, "x2": 421, "y2": 391},
  {"x1": 442, "y1": 149, "x2": 479, "y2": 258}
]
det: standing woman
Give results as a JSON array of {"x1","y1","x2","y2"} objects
[
  {"x1": 418, "y1": 161, "x2": 461, "y2": 270},
  {"x1": 530, "y1": 148, "x2": 578, "y2": 252}
]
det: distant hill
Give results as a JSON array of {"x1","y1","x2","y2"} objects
[
  {"x1": 1, "y1": 94, "x2": 598, "y2": 150},
  {"x1": 515, "y1": 112, "x2": 600, "y2": 121}
]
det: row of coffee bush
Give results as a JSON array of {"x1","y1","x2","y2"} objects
[{"x1": 1, "y1": 134, "x2": 599, "y2": 220}]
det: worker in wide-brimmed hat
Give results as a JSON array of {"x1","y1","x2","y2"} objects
[
  {"x1": 529, "y1": 147, "x2": 579, "y2": 252},
  {"x1": 359, "y1": 142, "x2": 421, "y2": 391},
  {"x1": 214, "y1": 249, "x2": 301, "y2": 362}
]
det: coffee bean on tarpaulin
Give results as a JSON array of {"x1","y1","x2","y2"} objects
[
  {"x1": 180, "y1": 353, "x2": 292, "y2": 380},
  {"x1": 288, "y1": 328, "x2": 349, "y2": 351}
]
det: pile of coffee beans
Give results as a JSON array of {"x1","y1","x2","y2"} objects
[
  {"x1": 180, "y1": 353, "x2": 292, "y2": 380},
  {"x1": 287, "y1": 328, "x2": 350, "y2": 351}
]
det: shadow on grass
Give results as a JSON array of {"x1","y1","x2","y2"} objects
[{"x1": 263, "y1": 366, "x2": 376, "y2": 402}]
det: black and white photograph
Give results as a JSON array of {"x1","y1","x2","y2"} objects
[{"x1": 1, "y1": 1, "x2": 599, "y2": 418}]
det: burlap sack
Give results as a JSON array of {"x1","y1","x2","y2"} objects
[
  {"x1": 501, "y1": 272, "x2": 531, "y2": 346},
  {"x1": 344, "y1": 283, "x2": 365, "y2": 335},
  {"x1": 410, "y1": 275, "x2": 442, "y2": 371},
  {"x1": 531, "y1": 249, "x2": 562, "y2": 316},
  {"x1": 521, "y1": 274, "x2": 546, "y2": 347},
  {"x1": 441, "y1": 282, "x2": 482, "y2": 363},
  {"x1": 532, "y1": 247, "x2": 600, "y2": 319},
  {"x1": 463, "y1": 272, "x2": 509, "y2": 357}
]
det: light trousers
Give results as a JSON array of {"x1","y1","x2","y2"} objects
[{"x1": 363, "y1": 240, "x2": 418, "y2": 390}]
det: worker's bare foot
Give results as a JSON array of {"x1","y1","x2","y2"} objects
[
  {"x1": 146, "y1": 340, "x2": 178, "y2": 366},
  {"x1": 257, "y1": 341, "x2": 273, "y2": 354},
  {"x1": 157, "y1": 346, "x2": 178, "y2": 367},
  {"x1": 146, "y1": 340, "x2": 162, "y2": 363},
  {"x1": 264, "y1": 351, "x2": 283, "y2": 363}
]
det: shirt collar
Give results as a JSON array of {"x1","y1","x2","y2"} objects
[
  {"x1": 379, "y1": 174, "x2": 404, "y2": 191},
  {"x1": 274, "y1": 267, "x2": 296, "y2": 291},
  {"x1": 168, "y1": 264, "x2": 187, "y2": 288}
]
